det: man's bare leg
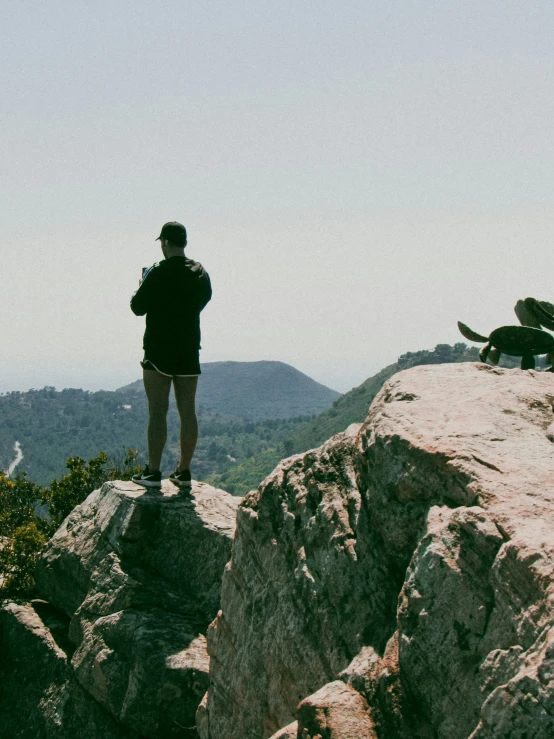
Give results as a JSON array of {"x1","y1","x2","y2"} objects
[
  {"x1": 173, "y1": 376, "x2": 198, "y2": 471},
  {"x1": 143, "y1": 369, "x2": 172, "y2": 471}
]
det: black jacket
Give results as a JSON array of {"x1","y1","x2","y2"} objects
[{"x1": 130, "y1": 256, "x2": 212, "y2": 356}]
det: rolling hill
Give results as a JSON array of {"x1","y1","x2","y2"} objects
[
  {"x1": 0, "y1": 361, "x2": 339, "y2": 486},
  {"x1": 288, "y1": 342, "x2": 530, "y2": 453},
  {"x1": 117, "y1": 361, "x2": 340, "y2": 419},
  {"x1": 207, "y1": 342, "x2": 533, "y2": 493}
]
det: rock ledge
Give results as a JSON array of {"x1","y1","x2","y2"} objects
[
  {"x1": 201, "y1": 363, "x2": 554, "y2": 739},
  {"x1": 1, "y1": 480, "x2": 239, "y2": 738}
]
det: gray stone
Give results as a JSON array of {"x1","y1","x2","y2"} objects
[
  {"x1": 296, "y1": 681, "x2": 377, "y2": 739},
  {"x1": 3, "y1": 479, "x2": 239, "y2": 738},
  {"x1": 0, "y1": 600, "x2": 135, "y2": 738},
  {"x1": 36, "y1": 480, "x2": 239, "y2": 621},
  {"x1": 202, "y1": 423, "x2": 369, "y2": 738},
  {"x1": 200, "y1": 363, "x2": 554, "y2": 739}
]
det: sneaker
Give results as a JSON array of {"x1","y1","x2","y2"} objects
[
  {"x1": 169, "y1": 468, "x2": 192, "y2": 489},
  {"x1": 132, "y1": 466, "x2": 162, "y2": 488}
]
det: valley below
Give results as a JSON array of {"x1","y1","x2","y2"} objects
[{"x1": 0, "y1": 345, "x2": 522, "y2": 495}]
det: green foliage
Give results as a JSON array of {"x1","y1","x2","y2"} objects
[
  {"x1": 0, "y1": 470, "x2": 48, "y2": 593},
  {"x1": 192, "y1": 415, "x2": 312, "y2": 484},
  {"x1": 0, "y1": 386, "x2": 147, "y2": 484},
  {"x1": 0, "y1": 449, "x2": 141, "y2": 596},
  {"x1": 0, "y1": 522, "x2": 48, "y2": 592},
  {"x1": 0, "y1": 470, "x2": 43, "y2": 535},
  {"x1": 0, "y1": 383, "x2": 317, "y2": 485},
  {"x1": 206, "y1": 447, "x2": 284, "y2": 496},
  {"x1": 42, "y1": 449, "x2": 141, "y2": 531}
]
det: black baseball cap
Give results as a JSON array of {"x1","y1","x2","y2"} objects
[{"x1": 156, "y1": 222, "x2": 187, "y2": 248}]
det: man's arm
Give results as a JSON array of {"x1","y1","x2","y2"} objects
[
  {"x1": 199, "y1": 271, "x2": 212, "y2": 311},
  {"x1": 186, "y1": 260, "x2": 212, "y2": 312},
  {"x1": 130, "y1": 264, "x2": 158, "y2": 316}
]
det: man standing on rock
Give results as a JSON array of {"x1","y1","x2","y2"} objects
[{"x1": 130, "y1": 222, "x2": 212, "y2": 489}]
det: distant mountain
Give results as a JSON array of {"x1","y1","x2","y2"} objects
[
  {"x1": 207, "y1": 343, "x2": 482, "y2": 493},
  {"x1": 117, "y1": 361, "x2": 341, "y2": 420},
  {"x1": 2, "y1": 348, "x2": 536, "y2": 494},
  {"x1": 0, "y1": 361, "x2": 339, "y2": 487}
]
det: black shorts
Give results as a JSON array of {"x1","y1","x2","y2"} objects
[{"x1": 141, "y1": 350, "x2": 201, "y2": 377}]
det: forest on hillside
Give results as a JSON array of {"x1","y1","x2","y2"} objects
[
  {"x1": 1, "y1": 342, "x2": 542, "y2": 496},
  {"x1": 0, "y1": 388, "x2": 312, "y2": 493},
  {"x1": 208, "y1": 342, "x2": 540, "y2": 492}
]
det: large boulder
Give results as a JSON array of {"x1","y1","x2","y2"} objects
[
  {"x1": 201, "y1": 422, "x2": 371, "y2": 738},
  {"x1": 36, "y1": 480, "x2": 238, "y2": 621},
  {"x1": 200, "y1": 363, "x2": 554, "y2": 738},
  {"x1": 0, "y1": 600, "x2": 135, "y2": 738},
  {"x1": 2, "y1": 480, "x2": 239, "y2": 738},
  {"x1": 295, "y1": 680, "x2": 377, "y2": 738}
]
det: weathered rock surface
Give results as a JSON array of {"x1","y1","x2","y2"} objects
[
  {"x1": 268, "y1": 722, "x2": 298, "y2": 739},
  {"x1": 200, "y1": 363, "x2": 554, "y2": 738},
  {"x1": 296, "y1": 680, "x2": 377, "y2": 738},
  {"x1": 0, "y1": 600, "x2": 135, "y2": 738},
  {"x1": 267, "y1": 682, "x2": 377, "y2": 739},
  {"x1": 1, "y1": 480, "x2": 238, "y2": 738},
  {"x1": 36, "y1": 480, "x2": 238, "y2": 621}
]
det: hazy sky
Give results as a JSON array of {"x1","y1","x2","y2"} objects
[{"x1": 2, "y1": 1, "x2": 553, "y2": 393}]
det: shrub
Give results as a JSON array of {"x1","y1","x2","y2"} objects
[
  {"x1": 0, "y1": 449, "x2": 142, "y2": 596},
  {"x1": 42, "y1": 449, "x2": 141, "y2": 531},
  {"x1": 0, "y1": 471, "x2": 42, "y2": 536},
  {"x1": 0, "y1": 522, "x2": 48, "y2": 592}
]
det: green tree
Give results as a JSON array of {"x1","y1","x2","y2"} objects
[
  {"x1": 42, "y1": 449, "x2": 141, "y2": 531},
  {"x1": 0, "y1": 522, "x2": 48, "y2": 592},
  {"x1": 0, "y1": 449, "x2": 141, "y2": 595},
  {"x1": 0, "y1": 471, "x2": 48, "y2": 592},
  {"x1": 0, "y1": 471, "x2": 43, "y2": 535}
]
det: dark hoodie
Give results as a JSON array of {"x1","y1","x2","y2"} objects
[{"x1": 130, "y1": 256, "x2": 212, "y2": 359}]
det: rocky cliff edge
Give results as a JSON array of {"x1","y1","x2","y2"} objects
[
  {"x1": 199, "y1": 362, "x2": 554, "y2": 739},
  {"x1": 1, "y1": 362, "x2": 553, "y2": 739},
  {"x1": 0, "y1": 480, "x2": 239, "y2": 738}
]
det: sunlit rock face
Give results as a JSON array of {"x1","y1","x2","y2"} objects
[
  {"x1": 2, "y1": 363, "x2": 554, "y2": 739},
  {"x1": 0, "y1": 480, "x2": 238, "y2": 738},
  {"x1": 200, "y1": 363, "x2": 554, "y2": 739},
  {"x1": 36, "y1": 480, "x2": 238, "y2": 623}
]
